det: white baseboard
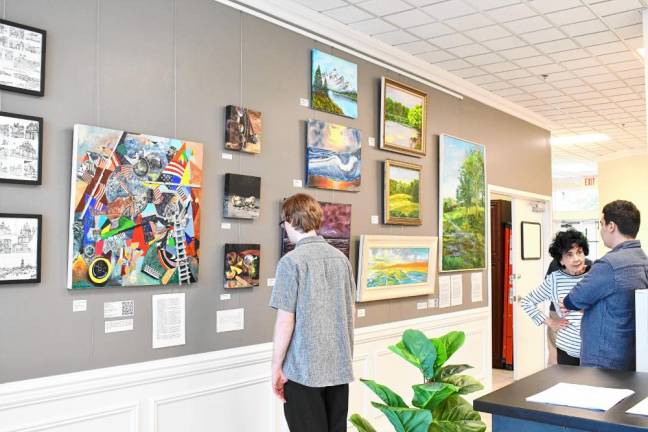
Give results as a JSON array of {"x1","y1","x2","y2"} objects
[{"x1": 0, "y1": 308, "x2": 491, "y2": 432}]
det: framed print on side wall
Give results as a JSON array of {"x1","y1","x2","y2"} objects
[
  {"x1": 439, "y1": 134, "x2": 486, "y2": 272},
  {"x1": 0, "y1": 111, "x2": 43, "y2": 185},
  {"x1": 0, "y1": 213, "x2": 41, "y2": 284},
  {"x1": 383, "y1": 159, "x2": 421, "y2": 225},
  {"x1": 357, "y1": 235, "x2": 437, "y2": 302},
  {"x1": 380, "y1": 77, "x2": 427, "y2": 157},
  {"x1": 521, "y1": 221, "x2": 542, "y2": 260},
  {"x1": 0, "y1": 19, "x2": 46, "y2": 96}
]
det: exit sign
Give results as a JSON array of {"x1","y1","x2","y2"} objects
[{"x1": 584, "y1": 176, "x2": 596, "y2": 187}]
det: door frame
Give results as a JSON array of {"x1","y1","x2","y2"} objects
[{"x1": 486, "y1": 185, "x2": 553, "y2": 377}]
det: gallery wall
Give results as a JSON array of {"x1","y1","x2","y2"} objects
[{"x1": 0, "y1": 0, "x2": 551, "y2": 383}]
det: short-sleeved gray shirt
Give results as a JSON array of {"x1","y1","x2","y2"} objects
[{"x1": 269, "y1": 236, "x2": 355, "y2": 387}]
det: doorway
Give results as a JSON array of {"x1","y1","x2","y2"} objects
[{"x1": 488, "y1": 186, "x2": 552, "y2": 382}]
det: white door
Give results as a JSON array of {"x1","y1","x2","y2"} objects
[{"x1": 511, "y1": 197, "x2": 548, "y2": 380}]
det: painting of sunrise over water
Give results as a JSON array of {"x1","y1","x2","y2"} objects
[{"x1": 367, "y1": 247, "x2": 429, "y2": 288}]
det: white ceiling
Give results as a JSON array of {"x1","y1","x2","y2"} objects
[{"x1": 294, "y1": 0, "x2": 647, "y2": 172}]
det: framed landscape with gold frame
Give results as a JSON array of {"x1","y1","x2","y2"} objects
[
  {"x1": 383, "y1": 159, "x2": 421, "y2": 225},
  {"x1": 379, "y1": 77, "x2": 427, "y2": 157},
  {"x1": 356, "y1": 235, "x2": 437, "y2": 302}
]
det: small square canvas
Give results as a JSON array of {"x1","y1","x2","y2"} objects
[
  {"x1": 311, "y1": 49, "x2": 358, "y2": 118},
  {"x1": 384, "y1": 160, "x2": 421, "y2": 225},
  {"x1": 0, "y1": 111, "x2": 42, "y2": 185},
  {"x1": 223, "y1": 173, "x2": 261, "y2": 219},
  {"x1": 0, "y1": 213, "x2": 41, "y2": 284},
  {"x1": 225, "y1": 105, "x2": 262, "y2": 154},
  {"x1": 306, "y1": 119, "x2": 361, "y2": 192},
  {"x1": 281, "y1": 201, "x2": 351, "y2": 257},
  {"x1": 224, "y1": 244, "x2": 260, "y2": 288}
]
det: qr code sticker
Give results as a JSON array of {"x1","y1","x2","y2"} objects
[{"x1": 122, "y1": 300, "x2": 135, "y2": 316}]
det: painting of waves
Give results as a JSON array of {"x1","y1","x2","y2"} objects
[
  {"x1": 367, "y1": 247, "x2": 430, "y2": 288},
  {"x1": 306, "y1": 119, "x2": 361, "y2": 192}
]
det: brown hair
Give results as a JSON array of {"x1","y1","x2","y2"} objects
[{"x1": 281, "y1": 193, "x2": 323, "y2": 233}]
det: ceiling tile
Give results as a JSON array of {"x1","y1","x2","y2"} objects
[
  {"x1": 494, "y1": 87, "x2": 525, "y2": 96},
  {"x1": 560, "y1": 57, "x2": 600, "y2": 70},
  {"x1": 592, "y1": 80, "x2": 627, "y2": 90},
  {"x1": 323, "y1": 5, "x2": 373, "y2": 23},
  {"x1": 550, "y1": 48, "x2": 590, "y2": 63},
  {"x1": 520, "y1": 27, "x2": 565, "y2": 44},
  {"x1": 625, "y1": 36, "x2": 643, "y2": 49},
  {"x1": 487, "y1": 3, "x2": 537, "y2": 22},
  {"x1": 572, "y1": 95, "x2": 609, "y2": 103},
  {"x1": 562, "y1": 20, "x2": 608, "y2": 37},
  {"x1": 449, "y1": 43, "x2": 490, "y2": 57},
  {"x1": 572, "y1": 65, "x2": 610, "y2": 77},
  {"x1": 507, "y1": 93, "x2": 537, "y2": 102},
  {"x1": 481, "y1": 62, "x2": 520, "y2": 73},
  {"x1": 416, "y1": 50, "x2": 456, "y2": 63},
  {"x1": 515, "y1": 55, "x2": 554, "y2": 67},
  {"x1": 552, "y1": 78, "x2": 586, "y2": 89},
  {"x1": 294, "y1": 0, "x2": 347, "y2": 11},
  {"x1": 496, "y1": 68, "x2": 532, "y2": 80},
  {"x1": 396, "y1": 40, "x2": 435, "y2": 54},
  {"x1": 616, "y1": 99, "x2": 643, "y2": 107},
  {"x1": 503, "y1": 15, "x2": 552, "y2": 34},
  {"x1": 561, "y1": 85, "x2": 595, "y2": 95},
  {"x1": 609, "y1": 93, "x2": 642, "y2": 102},
  {"x1": 597, "y1": 51, "x2": 638, "y2": 64},
  {"x1": 465, "y1": 52, "x2": 506, "y2": 65},
  {"x1": 614, "y1": 23, "x2": 643, "y2": 39},
  {"x1": 520, "y1": 99, "x2": 546, "y2": 108},
  {"x1": 468, "y1": 74, "x2": 502, "y2": 85},
  {"x1": 445, "y1": 13, "x2": 494, "y2": 31},
  {"x1": 451, "y1": 67, "x2": 487, "y2": 78},
  {"x1": 546, "y1": 7, "x2": 596, "y2": 26},
  {"x1": 409, "y1": 22, "x2": 454, "y2": 39},
  {"x1": 544, "y1": 71, "x2": 576, "y2": 81},
  {"x1": 536, "y1": 89, "x2": 565, "y2": 98},
  {"x1": 607, "y1": 60, "x2": 643, "y2": 72},
  {"x1": 600, "y1": 86, "x2": 634, "y2": 96},
  {"x1": 483, "y1": 36, "x2": 526, "y2": 51},
  {"x1": 464, "y1": 24, "x2": 512, "y2": 41},
  {"x1": 463, "y1": 0, "x2": 520, "y2": 9},
  {"x1": 385, "y1": 9, "x2": 435, "y2": 27},
  {"x1": 521, "y1": 83, "x2": 555, "y2": 92},
  {"x1": 421, "y1": 0, "x2": 476, "y2": 20},
  {"x1": 500, "y1": 45, "x2": 542, "y2": 60},
  {"x1": 356, "y1": 0, "x2": 412, "y2": 15},
  {"x1": 582, "y1": 73, "x2": 619, "y2": 84},
  {"x1": 436, "y1": 59, "x2": 472, "y2": 72},
  {"x1": 482, "y1": 81, "x2": 512, "y2": 91},
  {"x1": 428, "y1": 33, "x2": 472, "y2": 49},
  {"x1": 616, "y1": 68, "x2": 644, "y2": 79},
  {"x1": 373, "y1": 29, "x2": 419, "y2": 44},
  {"x1": 349, "y1": 18, "x2": 397, "y2": 34},
  {"x1": 400, "y1": 0, "x2": 440, "y2": 5},
  {"x1": 530, "y1": 0, "x2": 583, "y2": 14},
  {"x1": 536, "y1": 39, "x2": 578, "y2": 54},
  {"x1": 575, "y1": 32, "x2": 619, "y2": 47},
  {"x1": 624, "y1": 77, "x2": 644, "y2": 86},
  {"x1": 509, "y1": 76, "x2": 544, "y2": 86},
  {"x1": 603, "y1": 9, "x2": 642, "y2": 28},
  {"x1": 589, "y1": 0, "x2": 642, "y2": 17},
  {"x1": 533, "y1": 63, "x2": 567, "y2": 74}
]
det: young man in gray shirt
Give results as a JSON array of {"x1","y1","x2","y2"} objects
[{"x1": 270, "y1": 193, "x2": 355, "y2": 431}]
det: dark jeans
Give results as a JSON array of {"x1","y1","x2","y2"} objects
[
  {"x1": 284, "y1": 380, "x2": 349, "y2": 432},
  {"x1": 557, "y1": 347, "x2": 581, "y2": 366}
]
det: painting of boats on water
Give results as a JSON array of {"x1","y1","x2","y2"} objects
[
  {"x1": 306, "y1": 119, "x2": 361, "y2": 192},
  {"x1": 380, "y1": 77, "x2": 426, "y2": 157},
  {"x1": 311, "y1": 49, "x2": 358, "y2": 119},
  {"x1": 357, "y1": 235, "x2": 437, "y2": 302}
]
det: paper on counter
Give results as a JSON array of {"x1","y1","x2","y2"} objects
[
  {"x1": 152, "y1": 293, "x2": 186, "y2": 349},
  {"x1": 627, "y1": 396, "x2": 648, "y2": 416},
  {"x1": 439, "y1": 276, "x2": 451, "y2": 308},
  {"x1": 526, "y1": 382, "x2": 634, "y2": 411},
  {"x1": 471, "y1": 272, "x2": 483, "y2": 302},
  {"x1": 451, "y1": 274, "x2": 463, "y2": 306}
]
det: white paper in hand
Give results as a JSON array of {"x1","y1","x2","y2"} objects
[{"x1": 526, "y1": 382, "x2": 634, "y2": 411}]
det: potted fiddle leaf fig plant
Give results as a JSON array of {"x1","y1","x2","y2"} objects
[{"x1": 350, "y1": 329, "x2": 486, "y2": 432}]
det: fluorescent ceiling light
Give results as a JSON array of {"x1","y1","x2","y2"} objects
[{"x1": 550, "y1": 133, "x2": 610, "y2": 146}]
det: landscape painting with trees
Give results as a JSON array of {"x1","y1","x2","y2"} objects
[
  {"x1": 311, "y1": 49, "x2": 358, "y2": 119},
  {"x1": 439, "y1": 135, "x2": 486, "y2": 272},
  {"x1": 380, "y1": 77, "x2": 427, "y2": 157},
  {"x1": 384, "y1": 160, "x2": 421, "y2": 225}
]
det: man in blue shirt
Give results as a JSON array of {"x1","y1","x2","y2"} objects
[{"x1": 562, "y1": 200, "x2": 648, "y2": 371}]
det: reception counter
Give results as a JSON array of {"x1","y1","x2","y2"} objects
[{"x1": 474, "y1": 365, "x2": 648, "y2": 431}]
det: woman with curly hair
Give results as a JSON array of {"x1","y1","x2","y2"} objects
[{"x1": 521, "y1": 229, "x2": 590, "y2": 366}]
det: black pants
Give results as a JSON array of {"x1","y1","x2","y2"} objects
[
  {"x1": 284, "y1": 380, "x2": 349, "y2": 432},
  {"x1": 557, "y1": 347, "x2": 580, "y2": 366}
]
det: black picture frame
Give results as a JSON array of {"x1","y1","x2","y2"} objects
[
  {"x1": 0, "y1": 19, "x2": 46, "y2": 97},
  {"x1": 0, "y1": 213, "x2": 41, "y2": 284},
  {"x1": 0, "y1": 111, "x2": 43, "y2": 185},
  {"x1": 521, "y1": 221, "x2": 542, "y2": 260}
]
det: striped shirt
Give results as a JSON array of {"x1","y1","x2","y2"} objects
[{"x1": 520, "y1": 269, "x2": 586, "y2": 358}]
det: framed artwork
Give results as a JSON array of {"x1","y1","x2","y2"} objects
[
  {"x1": 383, "y1": 159, "x2": 421, "y2": 225},
  {"x1": 281, "y1": 201, "x2": 351, "y2": 257},
  {"x1": 223, "y1": 173, "x2": 261, "y2": 219},
  {"x1": 439, "y1": 134, "x2": 486, "y2": 272},
  {"x1": 0, "y1": 111, "x2": 42, "y2": 184},
  {"x1": 0, "y1": 213, "x2": 41, "y2": 284},
  {"x1": 0, "y1": 19, "x2": 46, "y2": 96},
  {"x1": 521, "y1": 222, "x2": 542, "y2": 260},
  {"x1": 357, "y1": 235, "x2": 437, "y2": 302},
  {"x1": 224, "y1": 244, "x2": 260, "y2": 288},
  {"x1": 306, "y1": 119, "x2": 361, "y2": 192},
  {"x1": 67, "y1": 124, "x2": 203, "y2": 289},
  {"x1": 311, "y1": 49, "x2": 358, "y2": 119},
  {"x1": 225, "y1": 105, "x2": 261, "y2": 154},
  {"x1": 380, "y1": 77, "x2": 427, "y2": 157}
]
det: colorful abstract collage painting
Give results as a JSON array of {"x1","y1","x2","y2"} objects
[{"x1": 67, "y1": 124, "x2": 203, "y2": 289}]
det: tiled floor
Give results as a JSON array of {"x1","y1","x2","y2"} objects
[{"x1": 480, "y1": 368, "x2": 514, "y2": 431}]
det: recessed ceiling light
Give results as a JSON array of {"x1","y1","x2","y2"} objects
[{"x1": 550, "y1": 133, "x2": 610, "y2": 145}]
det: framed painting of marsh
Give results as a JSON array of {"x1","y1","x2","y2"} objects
[
  {"x1": 379, "y1": 77, "x2": 426, "y2": 157},
  {"x1": 383, "y1": 159, "x2": 421, "y2": 225}
]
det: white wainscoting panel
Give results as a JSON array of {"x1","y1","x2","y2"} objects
[{"x1": 0, "y1": 308, "x2": 490, "y2": 431}]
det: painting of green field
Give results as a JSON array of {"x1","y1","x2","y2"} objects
[
  {"x1": 367, "y1": 247, "x2": 430, "y2": 288},
  {"x1": 385, "y1": 160, "x2": 421, "y2": 225},
  {"x1": 439, "y1": 135, "x2": 486, "y2": 272}
]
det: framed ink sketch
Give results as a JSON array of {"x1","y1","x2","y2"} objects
[
  {"x1": 0, "y1": 213, "x2": 41, "y2": 284},
  {"x1": 0, "y1": 19, "x2": 46, "y2": 96},
  {"x1": 0, "y1": 111, "x2": 43, "y2": 185}
]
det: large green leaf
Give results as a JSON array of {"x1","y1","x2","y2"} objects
[
  {"x1": 389, "y1": 341, "x2": 421, "y2": 370},
  {"x1": 361, "y1": 379, "x2": 408, "y2": 408},
  {"x1": 435, "y1": 364, "x2": 473, "y2": 380},
  {"x1": 349, "y1": 414, "x2": 378, "y2": 432},
  {"x1": 442, "y1": 375, "x2": 484, "y2": 395},
  {"x1": 428, "y1": 420, "x2": 487, "y2": 432},
  {"x1": 371, "y1": 402, "x2": 432, "y2": 432},
  {"x1": 411, "y1": 382, "x2": 458, "y2": 410},
  {"x1": 431, "y1": 338, "x2": 448, "y2": 369},
  {"x1": 441, "y1": 332, "x2": 466, "y2": 361},
  {"x1": 429, "y1": 395, "x2": 486, "y2": 432},
  {"x1": 402, "y1": 329, "x2": 437, "y2": 380}
]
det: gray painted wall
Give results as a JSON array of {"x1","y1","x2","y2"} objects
[{"x1": 0, "y1": 0, "x2": 551, "y2": 383}]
